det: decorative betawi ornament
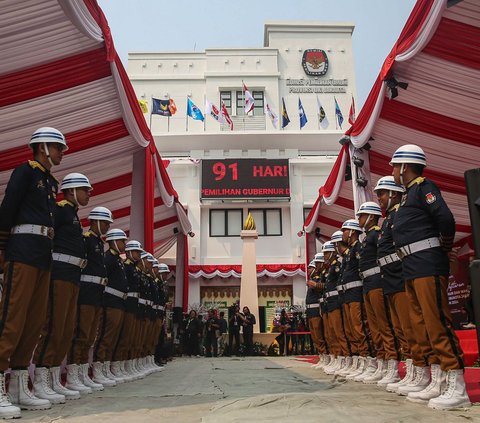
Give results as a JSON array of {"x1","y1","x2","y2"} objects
[{"x1": 243, "y1": 212, "x2": 256, "y2": 230}]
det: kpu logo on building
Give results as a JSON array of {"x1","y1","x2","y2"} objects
[{"x1": 302, "y1": 49, "x2": 329, "y2": 77}]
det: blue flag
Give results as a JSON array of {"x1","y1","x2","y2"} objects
[
  {"x1": 187, "y1": 98, "x2": 204, "y2": 121},
  {"x1": 335, "y1": 97, "x2": 344, "y2": 129},
  {"x1": 298, "y1": 98, "x2": 308, "y2": 129},
  {"x1": 152, "y1": 98, "x2": 172, "y2": 116},
  {"x1": 281, "y1": 97, "x2": 290, "y2": 129}
]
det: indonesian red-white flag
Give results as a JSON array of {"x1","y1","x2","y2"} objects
[
  {"x1": 221, "y1": 100, "x2": 234, "y2": 130},
  {"x1": 348, "y1": 96, "x2": 356, "y2": 125},
  {"x1": 205, "y1": 99, "x2": 224, "y2": 124},
  {"x1": 243, "y1": 83, "x2": 255, "y2": 114}
]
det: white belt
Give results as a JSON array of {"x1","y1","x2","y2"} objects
[
  {"x1": 343, "y1": 280, "x2": 363, "y2": 290},
  {"x1": 319, "y1": 298, "x2": 325, "y2": 304},
  {"x1": 127, "y1": 292, "x2": 140, "y2": 298},
  {"x1": 159, "y1": 305, "x2": 165, "y2": 311},
  {"x1": 378, "y1": 252, "x2": 400, "y2": 267},
  {"x1": 80, "y1": 275, "x2": 107, "y2": 286},
  {"x1": 147, "y1": 300, "x2": 154, "y2": 307},
  {"x1": 52, "y1": 253, "x2": 87, "y2": 269},
  {"x1": 11, "y1": 224, "x2": 54, "y2": 239},
  {"x1": 360, "y1": 266, "x2": 381, "y2": 279},
  {"x1": 397, "y1": 237, "x2": 441, "y2": 259},
  {"x1": 138, "y1": 298, "x2": 148, "y2": 305},
  {"x1": 326, "y1": 291, "x2": 338, "y2": 298},
  {"x1": 306, "y1": 304, "x2": 320, "y2": 309},
  {"x1": 104, "y1": 286, "x2": 127, "y2": 300}
]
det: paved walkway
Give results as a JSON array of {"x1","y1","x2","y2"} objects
[{"x1": 22, "y1": 357, "x2": 479, "y2": 423}]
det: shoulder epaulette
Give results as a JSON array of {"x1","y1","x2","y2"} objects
[
  {"x1": 57, "y1": 199, "x2": 75, "y2": 207},
  {"x1": 369, "y1": 225, "x2": 381, "y2": 232},
  {"x1": 28, "y1": 160, "x2": 46, "y2": 172},
  {"x1": 125, "y1": 258, "x2": 133, "y2": 265},
  {"x1": 407, "y1": 176, "x2": 425, "y2": 188}
]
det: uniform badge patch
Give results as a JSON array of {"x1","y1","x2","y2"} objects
[
  {"x1": 37, "y1": 180, "x2": 45, "y2": 190},
  {"x1": 425, "y1": 192, "x2": 436, "y2": 204}
]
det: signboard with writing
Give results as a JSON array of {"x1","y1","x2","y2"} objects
[{"x1": 201, "y1": 159, "x2": 290, "y2": 200}]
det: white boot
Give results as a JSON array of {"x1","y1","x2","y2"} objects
[
  {"x1": 32, "y1": 367, "x2": 65, "y2": 404},
  {"x1": 378, "y1": 359, "x2": 400, "y2": 387},
  {"x1": 397, "y1": 366, "x2": 430, "y2": 396},
  {"x1": 119, "y1": 361, "x2": 133, "y2": 382},
  {"x1": 335, "y1": 356, "x2": 352, "y2": 375},
  {"x1": 125, "y1": 360, "x2": 139, "y2": 380},
  {"x1": 50, "y1": 367, "x2": 81, "y2": 400},
  {"x1": 386, "y1": 359, "x2": 414, "y2": 393},
  {"x1": 340, "y1": 355, "x2": 359, "y2": 376},
  {"x1": 79, "y1": 363, "x2": 104, "y2": 391},
  {"x1": 0, "y1": 373, "x2": 21, "y2": 419},
  {"x1": 322, "y1": 356, "x2": 337, "y2": 374},
  {"x1": 354, "y1": 357, "x2": 376, "y2": 382},
  {"x1": 428, "y1": 369, "x2": 472, "y2": 410},
  {"x1": 363, "y1": 359, "x2": 386, "y2": 384},
  {"x1": 92, "y1": 362, "x2": 116, "y2": 387},
  {"x1": 132, "y1": 358, "x2": 146, "y2": 378},
  {"x1": 407, "y1": 364, "x2": 446, "y2": 403},
  {"x1": 325, "y1": 356, "x2": 344, "y2": 375},
  {"x1": 65, "y1": 365, "x2": 92, "y2": 395},
  {"x1": 139, "y1": 357, "x2": 150, "y2": 376},
  {"x1": 8, "y1": 370, "x2": 51, "y2": 410},
  {"x1": 317, "y1": 354, "x2": 333, "y2": 370},
  {"x1": 346, "y1": 356, "x2": 367, "y2": 380},
  {"x1": 109, "y1": 362, "x2": 126, "y2": 383}
]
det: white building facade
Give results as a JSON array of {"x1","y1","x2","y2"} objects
[{"x1": 128, "y1": 22, "x2": 356, "y2": 330}]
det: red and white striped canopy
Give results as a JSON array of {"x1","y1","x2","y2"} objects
[
  {"x1": 0, "y1": 0, "x2": 191, "y2": 258},
  {"x1": 188, "y1": 264, "x2": 306, "y2": 279},
  {"x1": 304, "y1": 0, "x2": 479, "y2": 250}
]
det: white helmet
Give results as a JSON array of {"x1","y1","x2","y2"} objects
[
  {"x1": 330, "y1": 231, "x2": 344, "y2": 243},
  {"x1": 105, "y1": 228, "x2": 127, "y2": 241},
  {"x1": 322, "y1": 241, "x2": 336, "y2": 252},
  {"x1": 29, "y1": 127, "x2": 68, "y2": 151},
  {"x1": 125, "y1": 240, "x2": 143, "y2": 252},
  {"x1": 373, "y1": 176, "x2": 405, "y2": 193},
  {"x1": 389, "y1": 144, "x2": 426, "y2": 166},
  {"x1": 88, "y1": 206, "x2": 113, "y2": 223},
  {"x1": 314, "y1": 253, "x2": 324, "y2": 263},
  {"x1": 356, "y1": 201, "x2": 383, "y2": 217},
  {"x1": 307, "y1": 260, "x2": 316, "y2": 268},
  {"x1": 341, "y1": 219, "x2": 363, "y2": 232},
  {"x1": 60, "y1": 173, "x2": 92, "y2": 191},
  {"x1": 140, "y1": 251, "x2": 150, "y2": 260},
  {"x1": 157, "y1": 263, "x2": 170, "y2": 273},
  {"x1": 146, "y1": 253, "x2": 156, "y2": 263}
]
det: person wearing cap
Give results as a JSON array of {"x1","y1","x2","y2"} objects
[
  {"x1": 69, "y1": 206, "x2": 113, "y2": 390},
  {"x1": 374, "y1": 176, "x2": 423, "y2": 393},
  {"x1": 390, "y1": 145, "x2": 470, "y2": 410},
  {"x1": 93, "y1": 229, "x2": 128, "y2": 384},
  {"x1": 356, "y1": 201, "x2": 400, "y2": 385},
  {"x1": 338, "y1": 220, "x2": 375, "y2": 380},
  {"x1": 33, "y1": 173, "x2": 92, "y2": 403},
  {"x1": 0, "y1": 127, "x2": 67, "y2": 416}
]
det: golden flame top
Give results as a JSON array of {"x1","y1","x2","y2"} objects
[{"x1": 243, "y1": 212, "x2": 256, "y2": 230}]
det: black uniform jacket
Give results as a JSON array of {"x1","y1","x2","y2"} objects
[
  {"x1": 103, "y1": 249, "x2": 128, "y2": 310},
  {"x1": 359, "y1": 226, "x2": 383, "y2": 295},
  {"x1": 342, "y1": 241, "x2": 363, "y2": 304}
]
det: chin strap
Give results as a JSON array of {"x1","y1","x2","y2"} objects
[
  {"x1": 113, "y1": 240, "x2": 120, "y2": 253},
  {"x1": 97, "y1": 221, "x2": 104, "y2": 236},
  {"x1": 399, "y1": 163, "x2": 405, "y2": 186},
  {"x1": 72, "y1": 188, "x2": 79, "y2": 206},
  {"x1": 387, "y1": 190, "x2": 394, "y2": 210},
  {"x1": 364, "y1": 215, "x2": 371, "y2": 229},
  {"x1": 43, "y1": 142, "x2": 55, "y2": 167}
]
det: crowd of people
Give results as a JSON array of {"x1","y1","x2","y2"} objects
[
  {"x1": 305, "y1": 144, "x2": 471, "y2": 411},
  {"x1": 0, "y1": 128, "x2": 169, "y2": 419},
  {"x1": 180, "y1": 305, "x2": 256, "y2": 357}
]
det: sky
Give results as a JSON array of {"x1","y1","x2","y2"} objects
[{"x1": 98, "y1": 0, "x2": 416, "y2": 107}]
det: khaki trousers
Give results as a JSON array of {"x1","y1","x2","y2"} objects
[
  {"x1": 69, "y1": 304, "x2": 102, "y2": 364},
  {"x1": 34, "y1": 280, "x2": 79, "y2": 367},
  {"x1": 326, "y1": 309, "x2": 350, "y2": 356},
  {"x1": 343, "y1": 301, "x2": 371, "y2": 357},
  {"x1": 308, "y1": 316, "x2": 323, "y2": 354},
  {"x1": 406, "y1": 276, "x2": 464, "y2": 370},
  {"x1": 113, "y1": 311, "x2": 137, "y2": 361},
  {"x1": 0, "y1": 262, "x2": 50, "y2": 370},
  {"x1": 364, "y1": 288, "x2": 399, "y2": 361},
  {"x1": 94, "y1": 307, "x2": 124, "y2": 362}
]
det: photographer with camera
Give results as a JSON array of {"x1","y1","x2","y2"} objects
[
  {"x1": 205, "y1": 309, "x2": 219, "y2": 357},
  {"x1": 228, "y1": 305, "x2": 242, "y2": 356}
]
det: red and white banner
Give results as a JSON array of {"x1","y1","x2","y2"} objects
[{"x1": 188, "y1": 264, "x2": 306, "y2": 279}]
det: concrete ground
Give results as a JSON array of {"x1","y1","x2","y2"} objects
[{"x1": 21, "y1": 357, "x2": 480, "y2": 423}]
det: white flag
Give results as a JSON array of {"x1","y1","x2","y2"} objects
[
  {"x1": 243, "y1": 83, "x2": 255, "y2": 114},
  {"x1": 264, "y1": 102, "x2": 278, "y2": 129},
  {"x1": 316, "y1": 96, "x2": 329, "y2": 129},
  {"x1": 205, "y1": 99, "x2": 224, "y2": 124}
]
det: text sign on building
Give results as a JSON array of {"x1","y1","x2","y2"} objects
[{"x1": 201, "y1": 159, "x2": 290, "y2": 200}]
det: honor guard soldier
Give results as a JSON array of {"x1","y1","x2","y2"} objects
[
  {"x1": 374, "y1": 176, "x2": 421, "y2": 392},
  {"x1": 93, "y1": 229, "x2": 128, "y2": 384},
  {"x1": 70, "y1": 206, "x2": 113, "y2": 390},
  {"x1": 306, "y1": 253, "x2": 326, "y2": 366},
  {"x1": 390, "y1": 145, "x2": 470, "y2": 410},
  {"x1": 151, "y1": 263, "x2": 169, "y2": 370},
  {"x1": 356, "y1": 201, "x2": 399, "y2": 385},
  {"x1": 0, "y1": 127, "x2": 67, "y2": 416},
  {"x1": 33, "y1": 173, "x2": 92, "y2": 403},
  {"x1": 143, "y1": 254, "x2": 159, "y2": 373}
]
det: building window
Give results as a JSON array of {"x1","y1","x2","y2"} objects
[
  {"x1": 235, "y1": 90, "x2": 264, "y2": 116},
  {"x1": 209, "y1": 209, "x2": 243, "y2": 237},
  {"x1": 220, "y1": 91, "x2": 232, "y2": 114},
  {"x1": 248, "y1": 208, "x2": 282, "y2": 236},
  {"x1": 303, "y1": 207, "x2": 312, "y2": 223}
]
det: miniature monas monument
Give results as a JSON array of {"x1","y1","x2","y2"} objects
[{"x1": 239, "y1": 213, "x2": 260, "y2": 333}]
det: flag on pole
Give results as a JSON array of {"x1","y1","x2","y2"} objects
[
  {"x1": 169, "y1": 98, "x2": 177, "y2": 115},
  {"x1": 152, "y1": 98, "x2": 172, "y2": 116},
  {"x1": 298, "y1": 97, "x2": 308, "y2": 129},
  {"x1": 138, "y1": 99, "x2": 148, "y2": 114},
  {"x1": 187, "y1": 98, "x2": 204, "y2": 121},
  {"x1": 243, "y1": 83, "x2": 255, "y2": 114},
  {"x1": 334, "y1": 97, "x2": 344, "y2": 129},
  {"x1": 348, "y1": 96, "x2": 356, "y2": 125},
  {"x1": 264, "y1": 102, "x2": 278, "y2": 129},
  {"x1": 221, "y1": 100, "x2": 233, "y2": 130},
  {"x1": 205, "y1": 99, "x2": 225, "y2": 124},
  {"x1": 281, "y1": 97, "x2": 290, "y2": 129},
  {"x1": 316, "y1": 96, "x2": 329, "y2": 129}
]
